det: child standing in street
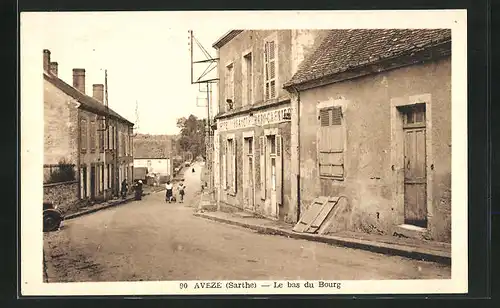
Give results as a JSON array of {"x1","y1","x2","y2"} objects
[
  {"x1": 178, "y1": 180, "x2": 186, "y2": 203},
  {"x1": 165, "y1": 181, "x2": 174, "y2": 203}
]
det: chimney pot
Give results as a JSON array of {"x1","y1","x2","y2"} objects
[
  {"x1": 49, "y1": 62, "x2": 58, "y2": 76},
  {"x1": 43, "y1": 49, "x2": 51, "y2": 72},
  {"x1": 72, "y1": 68, "x2": 86, "y2": 94},
  {"x1": 93, "y1": 84, "x2": 104, "y2": 103}
]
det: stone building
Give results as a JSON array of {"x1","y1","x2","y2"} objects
[
  {"x1": 43, "y1": 49, "x2": 134, "y2": 211},
  {"x1": 283, "y1": 29, "x2": 452, "y2": 242},
  {"x1": 212, "y1": 30, "x2": 330, "y2": 222}
]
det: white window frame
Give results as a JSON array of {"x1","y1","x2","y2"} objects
[
  {"x1": 263, "y1": 32, "x2": 278, "y2": 101},
  {"x1": 242, "y1": 48, "x2": 254, "y2": 106},
  {"x1": 225, "y1": 61, "x2": 235, "y2": 112},
  {"x1": 80, "y1": 118, "x2": 88, "y2": 152},
  {"x1": 225, "y1": 133, "x2": 236, "y2": 195}
]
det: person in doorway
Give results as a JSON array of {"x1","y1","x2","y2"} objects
[
  {"x1": 178, "y1": 179, "x2": 186, "y2": 203},
  {"x1": 192, "y1": 167, "x2": 195, "y2": 173},
  {"x1": 165, "y1": 181, "x2": 174, "y2": 203},
  {"x1": 121, "y1": 179, "x2": 128, "y2": 199}
]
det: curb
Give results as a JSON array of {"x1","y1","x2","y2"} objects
[
  {"x1": 64, "y1": 192, "x2": 153, "y2": 220},
  {"x1": 193, "y1": 212, "x2": 451, "y2": 265}
]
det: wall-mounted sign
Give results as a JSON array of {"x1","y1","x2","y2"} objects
[{"x1": 218, "y1": 107, "x2": 292, "y2": 132}]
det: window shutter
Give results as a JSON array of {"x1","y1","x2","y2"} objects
[
  {"x1": 233, "y1": 139, "x2": 237, "y2": 193},
  {"x1": 259, "y1": 136, "x2": 266, "y2": 200},
  {"x1": 276, "y1": 135, "x2": 283, "y2": 205}
]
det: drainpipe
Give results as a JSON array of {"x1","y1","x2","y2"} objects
[{"x1": 290, "y1": 85, "x2": 301, "y2": 222}]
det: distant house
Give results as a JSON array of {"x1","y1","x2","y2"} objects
[
  {"x1": 133, "y1": 134, "x2": 174, "y2": 183},
  {"x1": 283, "y1": 29, "x2": 452, "y2": 243},
  {"x1": 43, "y1": 49, "x2": 134, "y2": 212}
]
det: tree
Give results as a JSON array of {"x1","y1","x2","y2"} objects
[{"x1": 176, "y1": 114, "x2": 206, "y2": 160}]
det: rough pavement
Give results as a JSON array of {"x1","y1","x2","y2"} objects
[{"x1": 44, "y1": 162, "x2": 451, "y2": 282}]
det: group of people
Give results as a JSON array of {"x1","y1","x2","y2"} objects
[
  {"x1": 165, "y1": 179, "x2": 186, "y2": 203},
  {"x1": 121, "y1": 179, "x2": 144, "y2": 200},
  {"x1": 119, "y1": 167, "x2": 192, "y2": 204}
]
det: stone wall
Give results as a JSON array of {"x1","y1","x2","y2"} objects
[{"x1": 43, "y1": 181, "x2": 80, "y2": 215}]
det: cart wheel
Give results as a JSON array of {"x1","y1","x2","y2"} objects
[{"x1": 43, "y1": 212, "x2": 61, "y2": 232}]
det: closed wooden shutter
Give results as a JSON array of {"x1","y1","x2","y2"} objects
[
  {"x1": 276, "y1": 135, "x2": 283, "y2": 205},
  {"x1": 260, "y1": 136, "x2": 266, "y2": 200},
  {"x1": 318, "y1": 107, "x2": 344, "y2": 178}
]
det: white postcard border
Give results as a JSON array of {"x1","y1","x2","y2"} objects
[{"x1": 20, "y1": 9, "x2": 468, "y2": 296}]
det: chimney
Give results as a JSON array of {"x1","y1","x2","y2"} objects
[
  {"x1": 43, "y1": 49, "x2": 51, "y2": 72},
  {"x1": 72, "y1": 68, "x2": 86, "y2": 93},
  {"x1": 49, "y1": 62, "x2": 58, "y2": 76},
  {"x1": 92, "y1": 84, "x2": 104, "y2": 103}
]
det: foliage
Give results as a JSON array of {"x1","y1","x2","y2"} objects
[
  {"x1": 176, "y1": 114, "x2": 206, "y2": 161},
  {"x1": 46, "y1": 159, "x2": 76, "y2": 184}
]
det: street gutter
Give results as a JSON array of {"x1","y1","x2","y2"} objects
[{"x1": 194, "y1": 212, "x2": 451, "y2": 265}]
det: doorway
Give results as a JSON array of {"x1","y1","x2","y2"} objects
[
  {"x1": 402, "y1": 104, "x2": 427, "y2": 228},
  {"x1": 243, "y1": 136, "x2": 255, "y2": 211},
  {"x1": 90, "y1": 165, "x2": 96, "y2": 200}
]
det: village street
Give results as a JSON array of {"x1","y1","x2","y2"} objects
[{"x1": 43, "y1": 162, "x2": 451, "y2": 283}]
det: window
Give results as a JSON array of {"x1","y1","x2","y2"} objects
[
  {"x1": 107, "y1": 164, "x2": 111, "y2": 189},
  {"x1": 101, "y1": 164, "x2": 105, "y2": 192},
  {"x1": 260, "y1": 133, "x2": 283, "y2": 204},
  {"x1": 318, "y1": 107, "x2": 344, "y2": 179},
  {"x1": 264, "y1": 38, "x2": 277, "y2": 100},
  {"x1": 403, "y1": 104, "x2": 426, "y2": 127},
  {"x1": 225, "y1": 63, "x2": 234, "y2": 111},
  {"x1": 106, "y1": 125, "x2": 110, "y2": 150},
  {"x1": 99, "y1": 117, "x2": 105, "y2": 152},
  {"x1": 223, "y1": 137, "x2": 237, "y2": 193},
  {"x1": 243, "y1": 52, "x2": 253, "y2": 106},
  {"x1": 121, "y1": 132, "x2": 126, "y2": 156},
  {"x1": 89, "y1": 120, "x2": 96, "y2": 152},
  {"x1": 112, "y1": 126, "x2": 116, "y2": 150},
  {"x1": 80, "y1": 119, "x2": 88, "y2": 153}
]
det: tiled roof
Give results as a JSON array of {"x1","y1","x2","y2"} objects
[
  {"x1": 44, "y1": 72, "x2": 134, "y2": 125},
  {"x1": 284, "y1": 29, "x2": 451, "y2": 88},
  {"x1": 133, "y1": 134, "x2": 174, "y2": 159}
]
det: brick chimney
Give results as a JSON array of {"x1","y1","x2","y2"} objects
[
  {"x1": 43, "y1": 49, "x2": 51, "y2": 72},
  {"x1": 72, "y1": 68, "x2": 86, "y2": 93},
  {"x1": 49, "y1": 62, "x2": 58, "y2": 76},
  {"x1": 92, "y1": 84, "x2": 104, "y2": 103}
]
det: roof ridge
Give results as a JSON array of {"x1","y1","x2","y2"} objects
[
  {"x1": 44, "y1": 72, "x2": 134, "y2": 125},
  {"x1": 284, "y1": 29, "x2": 451, "y2": 88}
]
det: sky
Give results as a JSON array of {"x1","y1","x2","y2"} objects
[
  {"x1": 26, "y1": 10, "x2": 464, "y2": 136},
  {"x1": 36, "y1": 12, "x2": 227, "y2": 135}
]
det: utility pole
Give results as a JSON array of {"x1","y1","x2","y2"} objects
[{"x1": 189, "y1": 30, "x2": 219, "y2": 209}]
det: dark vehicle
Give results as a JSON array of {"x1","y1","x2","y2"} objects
[{"x1": 43, "y1": 201, "x2": 63, "y2": 232}]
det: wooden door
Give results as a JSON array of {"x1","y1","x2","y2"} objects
[{"x1": 404, "y1": 127, "x2": 427, "y2": 227}]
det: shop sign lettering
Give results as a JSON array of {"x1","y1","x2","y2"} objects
[{"x1": 218, "y1": 107, "x2": 292, "y2": 132}]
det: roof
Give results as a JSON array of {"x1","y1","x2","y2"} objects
[
  {"x1": 284, "y1": 29, "x2": 451, "y2": 88},
  {"x1": 133, "y1": 134, "x2": 174, "y2": 159},
  {"x1": 212, "y1": 30, "x2": 244, "y2": 49},
  {"x1": 44, "y1": 72, "x2": 134, "y2": 125}
]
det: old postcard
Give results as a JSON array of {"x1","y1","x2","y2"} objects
[{"x1": 20, "y1": 10, "x2": 468, "y2": 296}]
